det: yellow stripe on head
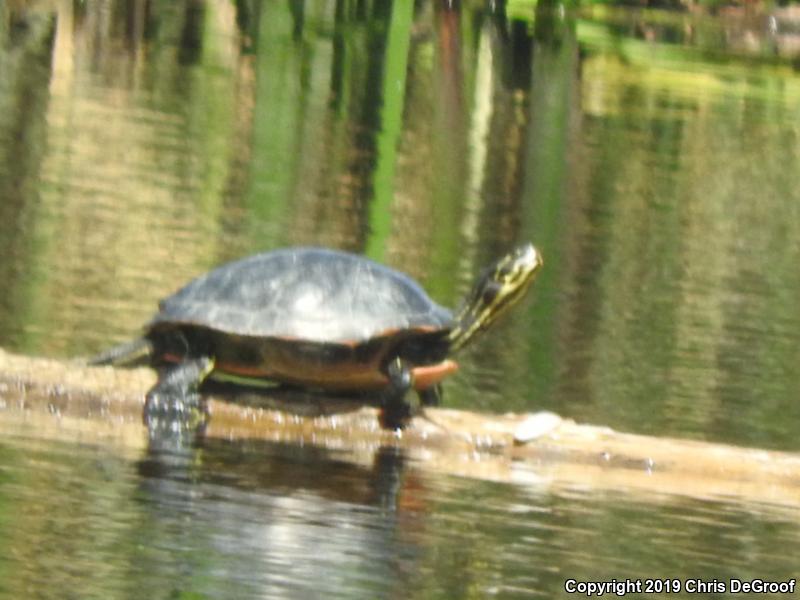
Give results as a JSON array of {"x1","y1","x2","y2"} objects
[{"x1": 449, "y1": 243, "x2": 542, "y2": 351}]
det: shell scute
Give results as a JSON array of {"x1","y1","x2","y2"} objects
[{"x1": 151, "y1": 248, "x2": 453, "y2": 343}]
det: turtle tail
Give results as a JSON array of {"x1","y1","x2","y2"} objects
[{"x1": 88, "y1": 337, "x2": 153, "y2": 366}]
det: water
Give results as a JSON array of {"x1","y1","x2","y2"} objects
[
  {"x1": 1, "y1": 426, "x2": 799, "y2": 598},
  {"x1": 2, "y1": 0, "x2": 800, "y2": 597}
]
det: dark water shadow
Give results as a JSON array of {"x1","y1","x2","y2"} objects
[
  {"x1": 137, "y1": 436, "x2": 408, "y2": 510},
  {"x1": 202, "y1": 379, "x2": 382, "y2": 417},
  {"x1": 134, "y1": 433, "x2": 416, "y2": 596}
]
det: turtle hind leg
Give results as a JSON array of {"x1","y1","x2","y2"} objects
[
  {"x1": 144, "y1": 356, "x2": 215, "y2": 433},
  {"x1": 88, "y1": 337, "x2": 153, "y2": 366},
  {"x1": 379, "y1": 358, "x2": 418, "y2": 430}
]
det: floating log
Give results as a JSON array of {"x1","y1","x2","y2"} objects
[{"x1": 1, "y1": 348, "x2": 799, "y2": 511}]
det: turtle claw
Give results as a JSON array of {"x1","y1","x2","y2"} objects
[
  {"x1": 143, "y1": 356, "x2": 214, "y2": 440},
  {"x1": 379, "y1": 396, "x2": 416, "y2": 431},
  {"x1": 380, "y1": 358, "x2": 417, "y2": 430},
  {"x1": 143, "y1": 390, "x2": 208, "y2": 445},
  {"x1": 143, "y1": 390, "x2": 207, "y2": 423}
]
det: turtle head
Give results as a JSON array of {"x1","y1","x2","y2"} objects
[{"x1": 448, "y1": 243, "x2": 542, "y2": 352}]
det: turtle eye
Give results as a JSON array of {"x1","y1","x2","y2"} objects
[
  {"x1": 499, "y1": 254, "x2": 525, "y2": 278},
  {"x1": 496, "y1": 264, "x2": 517, "y2": 284},
  {"x1": 482, "y1": 282, "x2": 501, "y2": 305}
]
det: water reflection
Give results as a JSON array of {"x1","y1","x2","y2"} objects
[
  {"x1": 134, "y1": 440, "x2": 415, "y2": 598},
  {"x1": 2, "y1": 426, "x2": 799, "y2": 598}
]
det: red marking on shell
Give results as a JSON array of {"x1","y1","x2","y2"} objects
[{"x1": 159, "y1": 352, "x2": 459, "y2": 391}]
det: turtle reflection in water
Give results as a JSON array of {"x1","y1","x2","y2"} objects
[{"x1": 91, "y1": 244, "x2": 543, "y2": 430}]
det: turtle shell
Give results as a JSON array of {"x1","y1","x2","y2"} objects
[{"x1": 150, "y1": 247, "x2": 454, "y2": 343}]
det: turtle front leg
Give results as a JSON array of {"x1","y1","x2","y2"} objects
[
  {"x1": 380, "y1": 357, "x2": 418, "y2": 430},
  {"x1": 144, "y1": 356, "x2": 215, "y2": 430}
]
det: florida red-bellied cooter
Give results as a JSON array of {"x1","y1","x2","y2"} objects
[{"x1": 91, "y1": 244, "x2": 543, "y2": 429}]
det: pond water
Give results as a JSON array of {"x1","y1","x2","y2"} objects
[{"x1": 2, "y1": 0, "x2": 800, "y2": 598}]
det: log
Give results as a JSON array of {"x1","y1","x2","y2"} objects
[{"x1": 1, "y1": 348, "x2": 799, "y2": 511}]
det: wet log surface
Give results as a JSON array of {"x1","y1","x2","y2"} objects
[{"x1": 1, "y1": 348, "x2": 799, "y2": 510}]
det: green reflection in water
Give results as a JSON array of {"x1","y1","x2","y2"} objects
[
  {"x1": 553, "y1": 15, "x2": 800, "y2": 447},
  {"x1": 249, "y1": 2, "x2": 307, "y2": 246},
  {"x1": 522, "y1": 2, "x2": 579, "y2": 410},
  {"x1": 365, "y1": 0, "x2": 413, "y2": 261}
]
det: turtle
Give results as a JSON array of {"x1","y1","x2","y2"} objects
[{"x1": 90, "y1": 243, "x2": 542, "y2": 429}]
